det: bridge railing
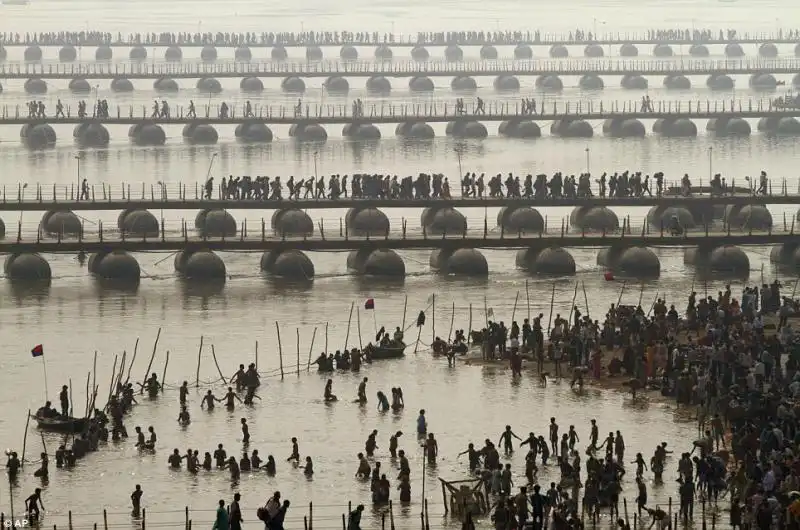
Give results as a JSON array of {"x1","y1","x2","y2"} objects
[
  {"x1": 0, "y1": 177, "x2": 791, "y2": 205},
  {"x1": 0, "y1": 28, "x2": 793, "y2": 46},
  {"x1": 0, "y1": 96, "x2": 785, "y2": 122},
  {"x1": 1, "y1": 58, "x2": 799, "y2": 77}
]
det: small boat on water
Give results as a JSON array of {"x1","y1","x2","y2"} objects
[
  {"x1": 365, "y1": 341, "x2": 406, "y2": 360},
  {"x1": 32, "y1": 413, "x2": 88, "y2": 433}
]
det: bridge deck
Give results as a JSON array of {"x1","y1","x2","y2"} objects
[
  {"x1": 1, "y1": 230, "x2": 794, "y2": 253},
  {"x1": 1, "y1": 98, "x2": 795, "y2": 125},
  {"x1": 1, "y1": 59, "x2": 799, "y2": 79},
  {"x1": 1, "y1": 189, "x2": 798, "y2": 211}
]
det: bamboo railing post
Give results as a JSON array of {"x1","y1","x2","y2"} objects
[
  {"x1": 309, "y1": 502, "x2": 313, "y2": 530},
  {"x1": 103, "y1": 510, "x2": 108, "y2": 530}
]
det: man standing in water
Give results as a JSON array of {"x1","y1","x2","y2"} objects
[
  {"x1": 357, "y1": 377, "x2": 368, "y2": 403},
  {"x1": 131, "y1": 485, "x2": 143, "y2": 517},
  {"x1": 229, "y1": 493, "x2": 243, "y2": 530},
  {"x1": 417, "y1": 410, "x2": 427, "y2": 438},
  {"x1": 212, "y1": 499, "x2": 228, "y2": 530},
  {"x1": 498, "y1": 425, "x2": 523, "y2": 455}
]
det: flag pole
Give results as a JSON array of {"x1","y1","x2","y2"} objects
[{"x1": 42, "y1": 356, "x2": 49, "y2": 401}]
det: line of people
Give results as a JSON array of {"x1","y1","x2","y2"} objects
[{"x1": 5, "y1": 26, "x2": 780, "y2": 47}]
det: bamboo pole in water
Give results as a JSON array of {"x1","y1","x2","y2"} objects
[
  {"x1": 83, "y1": 371, "x2": 90, "y2": 417},
  {"x1": 91, "y1": 351, "x2": 98, "y2": 406},
  {"x1": 106, "y1": 354, "x2": 118, "y2": 405},
  {"x1": 467, "y1": 304, "x2": 473, "y2": 344},
  {"x1": 69, "y1": 378, "x2": 74, "y2": 417},
  {"x1": 525, "y1": 280, "x2": 531, "y2": 321},
  {"x1": 160, "y1": 351, "x2": 169, "y2": 392},
  {"x1": 142, "y1": 328, "x2": 161, "y2": 392},
  {"x1": 343, "y1": 302, "x2": 354, "y2": 351},
  {"x1": 483, "y1": 296, "x2": 489, "y2": 327},
  {"x1": 194, "y1": 335, "x2": 203, "y2": 388},
  {"x1": 125, "y1": 337, "x2": 139, "y2": 385},
  {"x1": 401, "y1": 295, "x2": 408, "y2": 331},
  {"x1": 638, "y1": 282, "x2": 645, "y2": 307},
  {"x1": 431, "y1": 294, "x2": 436, "y2": 344},
  {"x1": 324, "y1": 322, "x2": 329, "y2": 354},
  {"x1": 276, "y1": 322, "x2": 284, "y2": 380},
  {"x1": 448, "y1": 302, "x2": 455, "y2": 342},
  {"x1": 356, "y1": 307, "x2": 363, "y2": 350},
  {"x1": 582, "y1": 281, "x2": 590, "y2": 320},
  {"x1": 567, "y1": 282, "x2": 579, "y2": 329},
  {"x1": 546, "y1": 283, "x2": 556, "y2": 333},
  {"x1": 211, "y1": 346, "x2": 226, "y2": 384},
  {"x1": 21, "y1": 409, "x2": 31, "y2": 466},
  {"x1": 307, "y1": 328, "x2": 317, "y2": 372},
  {"x1": 616, "y1": 280, "x2": 627, "y2": 307},
  {"x1": 116, "y1": 350, "x2": 127, "y2": 396},
  {"x1": 511, "y1": 291, "x2": 519, "y2": 323},
  {"x1": 296, "y1": 328, "x2": 301, "y2": 377},
  {"x1": 255, "y1": 341, "x2": 259, "y2": 372}
]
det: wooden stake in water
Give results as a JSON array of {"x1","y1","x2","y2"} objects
[
  {"x1": 638, "y1": 282, "x2": 645, "y2": 307},
  {"x1": 344, "y1": 302, "x2": 354, "y2": 351},
  {"x1": 324, "y1": 322, "x2": 329, "y2": 354},
  {"x1": 356, "y1": 307, "x2": 364, "y2": 350},
  {"x1": 546, "y1": 283, "x2": 556, "y2": 333},
  {"x1": 296, "y1": 328, "x2": 301, "y2": 377},
  {"x1": 431, "y1": 294, "x2": 436, "y2": 343},
  {"x1": 211, "y1": 346, "x2": 226, "y2": 384},
  {"x1": 401, "y1": 295, "x2": 408, "y2": 331},
  {"x1": 510, "y1": 291, "x2": 519, "y2": 324},
  {"x1": 582, "y1": 281, "x2": 590, "y2": 319},
  {"x1": 142, "y1": 328, "x2": 161, "y2": 392},
  {"x1": 160, "y1": 351, "x2": 169, "y2": 392},
  {"x1": 194, "y1": 334, "x2": 202, "y2": 388},
  {"x1": 448, "y1": 302, "x2": 455, "y2": 342},
  {"x1": 467, "y1": 304, "x2": 473, "y2": 343},
  {"x1": 307, "y1": 327, "x2": 317, "y2": 372},
  {"x1": 21, "y1": 409, "x2": 31, "y2": 466},
  {"x1": 125, "y1": 337, "x2": 139, "y2": 385},
  {"x1": 525, "y1": 280, "x2": 531, "y2": 321},
  {"x1": 276, "y1": 322, "x2": 284, "y2": 380}
]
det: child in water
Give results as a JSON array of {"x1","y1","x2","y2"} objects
[{"x1": 324, "y1": 380, "x2": 337, "y2": 402}]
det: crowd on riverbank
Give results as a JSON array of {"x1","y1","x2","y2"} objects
[
  {"x1": 464, "y1": 279, "x2": 800, "y2": 528},
  {"x1": 1, "y1": 27, "x2": 790, "y2": 48}
]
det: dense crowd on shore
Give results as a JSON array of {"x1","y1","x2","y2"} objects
[
  {"x1": 467, "y1": 279, "x2": 800, "y2": 529},
  {"x1": 206, "y1": 170, "x2": 766, "y2": 201},
  {"x1": 2, "y1": 27, "x2": 797, "y2": 47}
]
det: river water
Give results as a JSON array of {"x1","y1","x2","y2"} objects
[{"x1": 0, "y1": 0, "x2": 797, "y2": 528}]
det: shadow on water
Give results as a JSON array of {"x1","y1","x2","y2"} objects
[
  {"x1": 262, "y1": 274, "x2": 315, "y2": 293},
  {"x1": 178, "y1": 278, "x2": 226, "y2": 299},
  {"x1": 6, "y1": 280, "x2": 51, "y2": 303},
  {"x1": 92, "y1": 278, "x2": 141, "y2": 296}
]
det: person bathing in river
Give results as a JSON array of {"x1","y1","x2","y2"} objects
[
  {"x1": 424, "y1": 433, "x2": 438, "y2": 464},
  {"x1": 177, "y1": 406, "x2": 190, "y2": 425},
  {"x1": 324, "y1": 379, "x2": 337, "y2": 402},
  {"x1": 377, "y1": 391, "x2": 390, "y2": 412},
  {"x1": 356, "y1": 453, "x2": 371, "y2": 478},
  {"x1": 391, "y1": 387, "x2": 404, "y2": 411},
  {"x1": 389, "y1": 431, "x2": 402, "y2": 458},
  {"x1": 223, "y1": 387, "x2": 242, "y2": 409},
  {"x1": 498, "y1": 425, "x2": 523, "y2": 455},
  {"x1": 201, "y1": 390, "x2": 220, "y2": 410},
  {"x1": 230, "y1": 364, "x2": 247, "y2": 391},
  {"x1": 287, "y1": 437, "x2": 300, "y2": 463},
  {"x1": 357, "y1": 377, "x2": 368, "y2": 404},
  {"x1": 365, "y1": 430, "x2": 379, "y2": 457},
  {"x1": 417, "y1": 409, "x2": 427, "y2": 437}
]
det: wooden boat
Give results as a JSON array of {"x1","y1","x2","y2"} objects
[
  {"x1": 32, "y1": 413, "x2": 88, "y2": 433},
  {"x1": 366, "y1": 341, "x2": 406, "y2": 360}
]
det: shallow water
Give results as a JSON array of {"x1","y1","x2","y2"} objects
[{"x1": 0, "y1": 0, "x2": 796, "y2": 527}]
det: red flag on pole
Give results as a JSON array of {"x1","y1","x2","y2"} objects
[
  {"x1": 604, "y1": 272, "x2": 615, "y2": 281},
  {"x1": 364, "y1": 298, "x2": 375, "y2": 310},
  {"x1": 31, "y1": 344, "x2": 44, "y2": 358}
]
